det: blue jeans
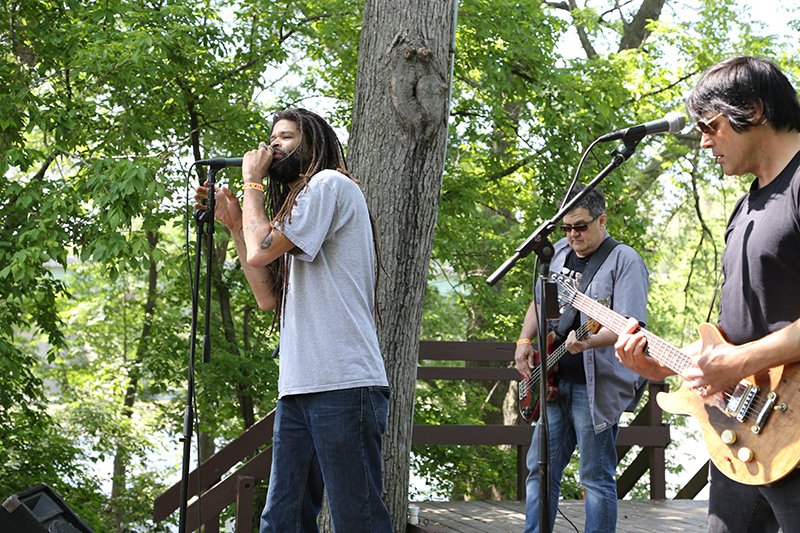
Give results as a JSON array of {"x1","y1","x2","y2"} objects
[
  {"x1": 260, "y1": 387, "x2": 392, "y2": 533},
  {"x1": 708, "y1": 462, "x2": 800, "y2": 533},
  {"x1": 524, "y1": 381, "x2": 619, "y2": 533}
]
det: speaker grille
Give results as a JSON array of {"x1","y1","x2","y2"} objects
[{"x1": 50, "y1": 520, "x2": 83, "y2": 533}]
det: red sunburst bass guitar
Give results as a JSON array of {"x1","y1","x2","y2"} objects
[
  {"x1": 552, "y1": 271, "x2": 800, "y2": 485},
  {"x1": 518, "y1": 318, "x2": 601, "y2": 423}
]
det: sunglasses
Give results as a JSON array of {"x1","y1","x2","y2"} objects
[
  {"x1": 695, "y1": 112, "x2": 724, "y2": 136},
  {"x1": 560, "y1": 215, "x2": 599, "y2": 234}
]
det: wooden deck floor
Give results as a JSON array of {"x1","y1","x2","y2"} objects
[{"x1": 409, "y1": 499, "x2": 710, "y2": 532}]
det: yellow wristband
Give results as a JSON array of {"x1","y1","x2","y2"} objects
[
  {"x1": 516, "y1": 338, "x2": 532, "y2": 346},
  {"x1": 243, "y1": 182, "x2": 264, "y2": 191}
]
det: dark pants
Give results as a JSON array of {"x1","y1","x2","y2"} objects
[{"x1": 708, "y1": 462, "x2": 800, "y2": 533}]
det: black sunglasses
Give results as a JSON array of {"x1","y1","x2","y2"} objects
[
  {"x1": 695, "y1": 112, "x2": 724, "y2": 136},
  {"x1": 560, "y1": 215, "x2": 599, "y2": 233}
]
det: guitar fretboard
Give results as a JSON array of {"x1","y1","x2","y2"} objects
[
  {"x1": 521, "y1": 320, "x2": 596, "y2": 396},
  {"x1": 570, "y1": 291, "x2": 693, "y2": 375}
]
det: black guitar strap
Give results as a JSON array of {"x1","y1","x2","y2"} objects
[{"x1": 553, "y1": 237, "x2": 620, "y2": 341}]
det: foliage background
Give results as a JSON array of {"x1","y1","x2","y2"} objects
[{"x1": 1, "y1": 0, "x2": 799, "y2": 530}]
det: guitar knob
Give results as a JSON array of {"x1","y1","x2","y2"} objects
[
  {"x1": 721, "y1": 430, "x2": 737, "y2": 444},
  {"x1": 737, "y1": 447, "x2": 754, "y2": 463}
]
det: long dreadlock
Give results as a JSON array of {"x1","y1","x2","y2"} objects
[{"x1": 263, "y1": 108, "x2": 382, "y2": 329}]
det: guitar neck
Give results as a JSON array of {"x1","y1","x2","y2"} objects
[
  {"x1": 542, "y1": 321, "x2": 593, "y2": 371},
  {"x1": 570, "y1": 292, "x2": 692, "y2": 375}
]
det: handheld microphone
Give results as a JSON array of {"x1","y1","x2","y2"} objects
[
  {"x1": 194, "y1": 157, "x2": 243, "y2": 168},
  {"x1": 596, "y1": 112, "x2": 686, "y2": 144}
]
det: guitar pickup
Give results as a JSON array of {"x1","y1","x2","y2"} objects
[{"x1": 725, "y1": 380, "x2": 759, "y2": 422}]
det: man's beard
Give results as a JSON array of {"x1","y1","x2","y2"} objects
[{"x1": 269, "y1": 147, "x2": 306, "y2": 185}]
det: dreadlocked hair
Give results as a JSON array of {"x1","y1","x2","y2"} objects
[{"x1": 264, "y1": 108, "x2": 383, "y2": 331}]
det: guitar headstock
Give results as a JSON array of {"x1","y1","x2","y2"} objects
[{"x1": 550, "y1": 272, "x2": 577, "y2": 308}]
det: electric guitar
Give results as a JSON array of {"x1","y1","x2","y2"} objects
[
  {"x1": 552, "y1": 271, "x2": 800, "y2": 485},
  {"x1": 518, "y1": 318, "x2": 601, "y2": 423}
]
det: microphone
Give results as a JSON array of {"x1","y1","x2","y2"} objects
[
  {"x1": 596, "y1": 112, "x2": 686, "y2": 144},
  {"x1": 194, "y1": 157, "x2": 243, "y2": 168}
]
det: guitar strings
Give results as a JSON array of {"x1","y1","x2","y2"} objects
[
  {"x1": 519, "y1": 321, "x2": 595, "y2": 396},
  {"x1": 571, "y1": 291, "x2": 771, "y2": 424}
]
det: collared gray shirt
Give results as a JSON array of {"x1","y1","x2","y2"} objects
[{"x1": 537, "y1": 234, "x2": 649, "y2": 433}]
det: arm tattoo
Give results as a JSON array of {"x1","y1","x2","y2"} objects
[
  {"x1": 260, "y1": 231, "x2": 274, "y2": 250},
  {"x1": 244, "y1": 219, "x2": 261, "y2": 236}
]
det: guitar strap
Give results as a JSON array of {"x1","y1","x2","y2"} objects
[{"x1": 553, "y1": 237, "x2": 620, "y2": 342}]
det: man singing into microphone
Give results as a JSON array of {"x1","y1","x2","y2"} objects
[{"x1": 195, "y1": 108, "x2": 391, "y2": 532}]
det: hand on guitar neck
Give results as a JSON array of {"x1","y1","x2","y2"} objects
[
  {"x1": 554, "y1": 271, "x2": 800, "y2": 485},
  {"x1": 614, "y1": 316, "x2": 679, "y2": 382},
  {"x1": 517, "y1": 319, "x2": 601, "y2": 423}
]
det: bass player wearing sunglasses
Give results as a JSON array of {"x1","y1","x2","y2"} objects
[
  {"x1": 514, "y1": 184, "x2": 649, "y2": 533},
  {"x1": 615, "y1": 56, "x2": 800, "y2": 533}
]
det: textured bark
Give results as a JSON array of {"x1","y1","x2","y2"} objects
[
  {"x1": 618, "y1": 0, "x2": 668, "y2": 51},
  {"x1": 348, "y1": 1, "x2": 457, "y2": 530}
]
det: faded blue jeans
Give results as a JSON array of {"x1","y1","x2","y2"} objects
[
  {"x1": 524, "y1": 381, "x2": 619, "y2": 533},
  {"x1": 260, "y1": 386, "x2": 392, "y2": 533}
]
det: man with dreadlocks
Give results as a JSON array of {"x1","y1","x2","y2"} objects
[{"x1": 195, "y1": 108, "x2": 391, "y2": 532}]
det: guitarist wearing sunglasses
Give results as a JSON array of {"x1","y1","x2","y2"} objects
[
  {"x1": 514, "y1": 184, "x2": 649, "y2": 533},
  {"x1": 615, "y1": 56, "x2": 800, "y2": 533}
]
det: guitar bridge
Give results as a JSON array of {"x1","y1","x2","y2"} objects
[
  {"x1": 752, "y1": 391, "x2": 778, "y2": 434},
  {"x1": 725, "y1": 381, "x2": 759, "y2": 422}
]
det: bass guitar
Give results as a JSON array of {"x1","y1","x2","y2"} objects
[
  {"x1": 518, "y1": 318, "x2": 600, "y2": 423},
  {"x1": 552, "y1": 271, "x2": 800, "y2": 485}
]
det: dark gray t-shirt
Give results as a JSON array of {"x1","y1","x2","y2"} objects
[
  {"x1": 276, "y1": 170, "x2": 388, "y2": 397},
  {"x1": 719, "y1": 150, "x2": 800, "y2": 345}
]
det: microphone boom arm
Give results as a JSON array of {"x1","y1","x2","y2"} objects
[{"x1": 486, "y1": 141, "x2": 638, "y2": 286}]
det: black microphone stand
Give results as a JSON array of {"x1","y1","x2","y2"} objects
[
  {"x1": 487, "y1": 140, "x2": 639, "y2": 533},
  {"x1": 179, "y1": 164, "x2": 222, "y2": 533}
]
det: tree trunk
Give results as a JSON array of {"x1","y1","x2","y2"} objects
[
  {"x1": 618, "y1": 0, "x2": 668, "y2": 51},
  {"x1": 110, "y1": 230, "x2": 159, "y2": 532},
  {"x1": 349, "y1": 0, "x2": 457, "y2": 530},
  {"x1": 211, "y1": 232, "x2": 257, "y2": 430}
]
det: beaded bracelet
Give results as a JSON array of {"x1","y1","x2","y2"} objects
[{"x1": 243, "y1": 182, "x2": 264, "y2": 191}]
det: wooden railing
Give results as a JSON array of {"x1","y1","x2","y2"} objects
[
  {"x1": 153, "y1": 340, "x2": 680, "y2": 532},
  {"x1": 413, "y1": 340, "x2": 672, "y2": 501}
]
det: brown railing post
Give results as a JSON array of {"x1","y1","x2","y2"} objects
[
  {"x1": 235, "y1": 475, "x2": 256, "y2": 533},
  {"x1": 648, "y1": 381, "x2": 668, "y2": 499},
  {"x1": 517, "y1": 439, "x2": 530, "y2": 501}
]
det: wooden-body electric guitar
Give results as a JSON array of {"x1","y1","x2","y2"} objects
[
  {"x1": 518, "y1": 318, "x2": 600, "y2": 423},
  {"x1": 552, "y1": 271, "x2": 800, "y2": 485}
]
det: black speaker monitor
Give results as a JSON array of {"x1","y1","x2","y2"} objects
[{"x1": 1, "y1": 483, "x2": 95, "y2": 533}]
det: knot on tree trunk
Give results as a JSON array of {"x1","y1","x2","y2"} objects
[{"x1": 391, "y1": 39, "x2": 449, "y2": 144}]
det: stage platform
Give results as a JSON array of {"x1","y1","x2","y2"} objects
[{"x1": 408, "y1": 499, "x2": 710, "y2": 532}]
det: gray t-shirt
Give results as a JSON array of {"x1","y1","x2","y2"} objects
[{"x1": 276, "y1": 169, "x2": 388, "y2": 398}]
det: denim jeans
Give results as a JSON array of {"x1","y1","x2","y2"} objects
[
  {"x1": 708, "y1": 462, "x2": 800, "y2": 533},
  {"x1": 524, "y1": 381, "x2": 619, "y2": 533},
  {"x1": 260, "y1": 386, "x2": 392, "y2": 533}
]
